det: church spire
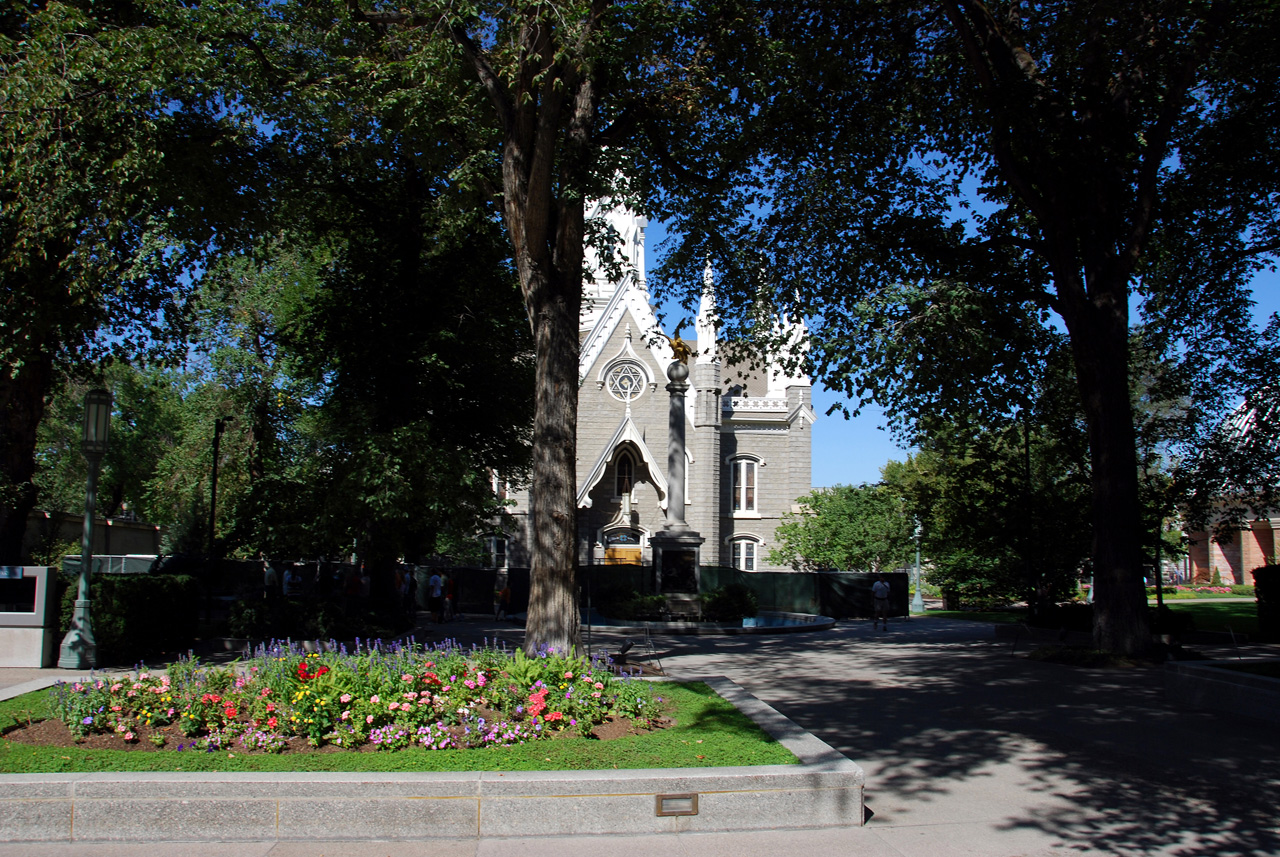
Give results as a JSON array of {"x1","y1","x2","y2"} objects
[{"x1": 695, "y1": 263, "x2": 718, "y2": 365}]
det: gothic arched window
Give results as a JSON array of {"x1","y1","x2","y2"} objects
[{"x1": 615, "y1": 452, "x2": 634, "y2": 496}]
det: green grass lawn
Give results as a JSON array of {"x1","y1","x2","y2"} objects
[
  {"x1": 0, "y1": 681, "x2": 797, "y2": 774},
  {"x1": 1160, "y1": 601, "x2": 1258, "y2": 635}
]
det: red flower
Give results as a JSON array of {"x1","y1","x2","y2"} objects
[{"x1": 297, "y1": 662, "x2": 331, "y2": 682}]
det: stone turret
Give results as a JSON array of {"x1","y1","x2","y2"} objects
[{"x1": 691, "y1": 277, "x2": 722, "y2": 564}]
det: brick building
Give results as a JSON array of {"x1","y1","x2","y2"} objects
[
  {"x1": 1185, "y1": 394, "x2": 1279, "y2": 584},
  {"x1": 1187, "y1": 519, "x2": 1276, "y2": 585},
  {"x1": 495, "y1": 206, "x2": 814, "y2": 572}
]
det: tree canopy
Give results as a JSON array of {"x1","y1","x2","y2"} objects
[
  {"x1": 770, "y1": 483, "x2": 914, "y2": 574},
  {"x1": 656, "y1": 0, "x2": 1280, "y2": 653},
  {"x1": 0, "y1": 0, "x2": 264, "y2": 562}
]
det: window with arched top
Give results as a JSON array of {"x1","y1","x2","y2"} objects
[
  {"x1": 615, "y1": 452, "x2": 634, "y2": 497},
  {"x1": 731, "y1": 458, "x2": 758, "y2": 513},
  {"x1": 731, "y1": 537, "x2": 758, "y2": 572}
]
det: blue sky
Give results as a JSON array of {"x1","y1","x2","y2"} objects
[{"x1": 644, "y1": 221, "x2": 1280, "y2": 489}]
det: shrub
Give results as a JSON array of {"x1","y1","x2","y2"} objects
[
  {"x1": 228, "y1": 596, "x2": 407, "y2": 641},
  {"x1": 701, "y1": 583, "x2": 759, "y2": 622},
  {"x1": 593, "y1": 587, "x2": 666, "y2": 620},
  {"x1": 57, "y1": 573, "x2": 200, "y2": 665},
  {"x1": 1028, "y1": 602, "x2": 1093, "y2": 631}
]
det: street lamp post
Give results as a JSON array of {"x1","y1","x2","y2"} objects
[
  {"x1": 208, "y1": 416, "x2": 233, "y2": 562},
  {"x1": 911, "y1": 518, "x2": 925, "y2": 614},
  {"x1": 57, "y1": 388, "x2": 112, "y2": 669}
]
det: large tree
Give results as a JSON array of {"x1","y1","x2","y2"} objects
[
  {"x1": 659, "y1": 0, "x2": 1280, "y2": 653},
  {"x1": 0, "y1": 0, "x2": 262, "y2": 561},
  {"x1": 248, "y1": 0, "x2": 764, "y2": 652}
]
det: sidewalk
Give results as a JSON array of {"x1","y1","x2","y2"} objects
[{"x1": 2, "y1": 615, "x2": 1277, "y2": 856}]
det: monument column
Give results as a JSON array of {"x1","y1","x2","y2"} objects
[
  {"x1": 651, "y1": 360, "x2": 704, "y2": 602},
  {"x1": 666, "y1": 361, "x2": 691, "y2": 530}
]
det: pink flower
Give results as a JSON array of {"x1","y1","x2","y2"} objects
[
  {"x1": 341, "y1": 711, "x2": 350, "y2": 721},
  {"x1": 564, "y1": 672, "x2": 573, "y2": 679},
  {"x1": 124, "y1": 731, "x2": 134, "y2": 741},
  {"x1": 593, "y1": 682, "x2": 604, "y2": 690},
  {"x1": 366, "y1": 715, "x2": 374, "y2": 724},
  {"x1": 592, "y1": 692, "x2": 601, "y2": 698},
  {"x1": 401, "y1": 674, "x2": 414, "y2": 682},
  {"x1": 388, "y1": 702, "x2": 400, "y2": 711},
  {"x1": 370, "y1": 695, "x2": 380, "y2": 704},
  {"x1": 340, "y1": 694, "x2": 351, "y2": 703},
  {"x1": 267, "y1": 716, "x2": 278, "y2": 729}
]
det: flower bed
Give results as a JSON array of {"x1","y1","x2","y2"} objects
[{"x1": 45, "y1": 640, "x2": 655, "y2": 754}]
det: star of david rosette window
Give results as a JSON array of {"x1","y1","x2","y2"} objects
[{"x1": 606, "y1": 361, "x2": 646, "y2": 402}]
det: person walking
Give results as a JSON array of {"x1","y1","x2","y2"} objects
[
  {"x1": 872, "y1": 574, "x2": 891, "y2": 630},
  {"x1": 494, "y1": 584, "x2": 511, "y2": 621},
  {"x1": 428, "y1": 571, "x2": 444, "y2": 624}
]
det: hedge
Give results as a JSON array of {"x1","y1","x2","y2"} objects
[{"x1": 58, "y1": 574, "x2": 201, "y2": 666}]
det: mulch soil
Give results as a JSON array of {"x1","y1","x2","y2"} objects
[{"x1": 3, "y1": 712, "x2": 669, "y2": 754}]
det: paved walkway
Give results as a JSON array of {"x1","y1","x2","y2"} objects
[{"x1": 1, "y1": 615, "x2": 1277, "y2": 856}]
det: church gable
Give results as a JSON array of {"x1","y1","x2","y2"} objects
[{"x1": 579, "y1": 282, "x2": 675, "y2": 383}]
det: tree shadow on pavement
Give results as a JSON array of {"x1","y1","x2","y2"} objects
[{"x1": 660, "y1": 618, "x2": 1280, "y2": 856}]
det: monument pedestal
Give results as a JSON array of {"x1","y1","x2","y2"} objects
[{"x1": 651, "y1": 529, "x2": 705, "y2": 595}]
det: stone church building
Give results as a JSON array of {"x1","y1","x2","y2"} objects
[{"x1": 494, "y1": 206, "x2": 814, "y2": 572}]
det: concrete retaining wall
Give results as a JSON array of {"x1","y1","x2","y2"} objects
[{"x1": 0, "y1": 677, "x2": 864, "y2": 842}]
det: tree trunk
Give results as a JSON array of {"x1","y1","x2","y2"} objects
[
  {"x1": 1061, "y1": 288, "x2": 1151, "y2": 655},
  {"x1": 451, "y1": 4, "x2": 601, "y2": 654},
  {"x1": 522, "y1": 263, "x2": 582, "y2": 654},
  {"x1": 0, "y1": 352, "x2": 54, "y2": 564}
]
